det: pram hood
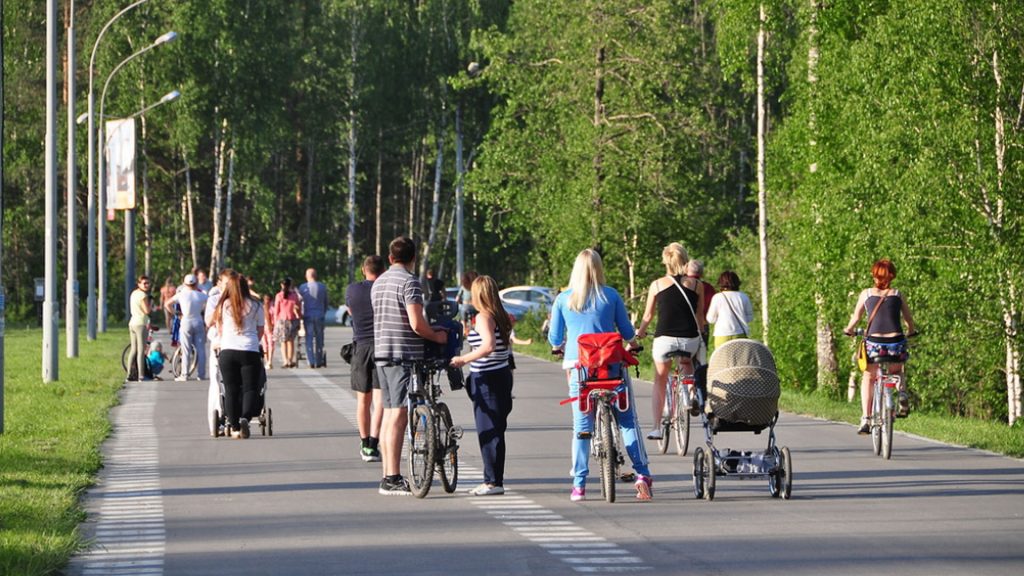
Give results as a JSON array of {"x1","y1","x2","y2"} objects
[{"x1": 707, "y1": 339, "x2": 780, "y2": 426}]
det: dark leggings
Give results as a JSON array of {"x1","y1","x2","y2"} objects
[
  {"x1": 466, "y1": 367, "x2": 514, "y2": 486},
  {"x1": 218, "y1": 349, "x2": 263, "y2": 428}
]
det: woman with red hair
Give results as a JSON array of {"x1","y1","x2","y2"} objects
[{"x1": 844, "y1": 259, "x2": 918, "y2": 434}]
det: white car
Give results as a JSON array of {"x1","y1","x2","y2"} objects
[{"x1": 499, "y1": 285, "x2": 555, "y2": 313}]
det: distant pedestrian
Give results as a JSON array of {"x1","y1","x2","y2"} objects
[
  {"x1": 686, "y1": 259, "x2": 716, "y2": 346},
  {"x1": 273, "y1": 277, "x2": 302, "y2": 368},
  {"x1": 127, "y1": 276, "x2": 153, "y2": 382},
  {"x1": 422, "y1": 268, "x2": 445, "y2": 302},
  {"x1": 164, "y1": 273, "x2": 209, "y2": 381},
  {"x1": 261, "y1": 294, "x2": 276, "y2": 370},
  {"x1": 706, "y1": 271, "x2": 754, "y2": 349},
  {"x1": 299, "y1": 268, "x2": 329, "y2": 368},
  {"x1": 159, "y1": 277, "x2": 177, "y2": 329},
  {"x1": 456, "y1": 271, "x2": 479, "y2": 328},
  {"x1": 346, "y1": 255, "x2": 387, "y2": 462},
  {"x1": 196, "y1": 268, "x2": 213, "y2": 293}
]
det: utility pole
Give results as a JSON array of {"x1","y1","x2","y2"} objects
[
  {"x1": 44, "y1": 0, "x2": 60, "y2": 381},
  {"x1": 66, "y1": 1, "x2": 79, "y2": 357}
]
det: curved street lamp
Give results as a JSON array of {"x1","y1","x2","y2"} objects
[
  {"x1": 96, "y1": 30, "x2": 178, "y2": 333},
  {"x1": 85, "y1": 0, "x2": 160, "y2": 338}
]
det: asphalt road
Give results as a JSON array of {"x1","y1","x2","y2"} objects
[{"x1": 68, "y1": 326, "x2": 1024, "y2": 576}]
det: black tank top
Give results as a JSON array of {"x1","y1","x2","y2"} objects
[
  {"x1": 654, "y1": 276, "x2": 699, "y2": 338},
  {"x1": 865, "y1": 290, "x2": 903, "y2": 335}
]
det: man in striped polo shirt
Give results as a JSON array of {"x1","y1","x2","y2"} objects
[{"x1": 371, "y1": 236, "x2": 449, "y2": 496}]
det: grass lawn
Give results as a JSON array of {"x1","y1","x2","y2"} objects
[
  {"x1": 511, "y1": 315, "x2": 1024, "y2": 459},
  {"x1": 0, "y1": 327, "x2": 126, "y2": 576}
]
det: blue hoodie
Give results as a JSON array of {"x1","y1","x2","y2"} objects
[{"x1": 547, "y1": 285, "x2": 635, "y2": 365}]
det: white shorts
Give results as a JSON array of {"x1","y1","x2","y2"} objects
[{"x1": 652, "y1": 335, "x2": 706, "y2": 365}]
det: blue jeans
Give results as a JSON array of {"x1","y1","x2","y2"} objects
[
  {"x1": 303, "y1": 317, "x2": 325, "y2": 366},
  {"x1": 568, "y1": 368, "x2": 650, "y2": 488},
  {"x1": 467, "y1": 367, "x2": 514, "y2": 486}
]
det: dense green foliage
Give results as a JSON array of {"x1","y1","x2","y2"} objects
[
  {"x1": 0, "y1": 329, "x2": 126, "y2": 575},
  {"x1": 2, "y1": 1, "x2": 1021, "y2": 421}
]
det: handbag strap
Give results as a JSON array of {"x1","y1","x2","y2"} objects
[
  {"x1": 722, "y1": 292, "x2": 749, "y2": 337},
  {"x1": 864, "y1": 290, "x2": 888, "y2": 335}
]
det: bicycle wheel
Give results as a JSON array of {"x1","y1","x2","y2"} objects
[
  {"x1": 171, "y1": 347, "x2": 184, "y2": 378},
  {"x1": 871, "y1": 419, "x2": 882, "y2": 456},
  {"x1": 122, "y1": 344, "x2": 132, "y2": 373},
  {"x1": 408, "y1": 404, "x2": 435, "y2": 498},
  {"x1": 674, "y1": 385, "x2": 692, "y2": 457},
  {"x1": 598, "y1": 405, "x2": 616, "y2": 503},
  {"x1": 881, "y1": 404, "x2": 894, "y2": 460},
  {"x1": 704, "y1": 448, "x2": 716, "y2": 501},
  {"x1": 435, "y1": 403, "x2": 459, "y2": 494},
  {"x1": 692, "y1": 446, "x2": 705, "y2": 499},
  {"x1": 656, "y1": 400, "x2": 671, "y2": 455}
]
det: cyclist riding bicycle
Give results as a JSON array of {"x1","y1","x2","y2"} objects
[
  {"x1": 548, "y1": 248, "x2": 653, "y2": 502},
  {"x1": 843, "y1": 259, "x2": 917, "y2": 434},
  {"x1": 635, "y1": 242, "x2": 705, "y2": 441}
]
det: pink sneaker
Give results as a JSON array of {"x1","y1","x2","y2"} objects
[
  {"x1": 635, "y1": 475, "x2": 653, "y2": 501},
  {"x1": 570, "y1": 487, "x2": 585, "y2": 502}
]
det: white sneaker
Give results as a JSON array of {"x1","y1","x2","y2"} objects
[
  {"x1": 469, "y1": 483, "x2": 505, "y2": 496},
  {"x1": 174, "y1": 376, "x2": 187, "y2": 382},
  {"x1": 646, "y1": 430, "x2": 663, "y2": 440}
]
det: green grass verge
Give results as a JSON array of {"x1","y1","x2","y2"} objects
[
  {"x1": 0, "y1": 327, "x2": 126, "y2": 576},
  {"x1": 512, "y1": 313, "x2": 1024, "y2": 459}
]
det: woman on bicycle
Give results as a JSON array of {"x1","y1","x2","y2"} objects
[
  {"x1": 451, "y1": 275, "x2": 514, "y2": 496},
  {"x1": 635, "y1": 242, "x2": 705, "y2": 440},
  {"x1": 548, "y1": 249, "x2": 653, "y2": 501},
  {"x1": 843, "y1": 259, "x2": 917, "y2": 434},
  {"x1": 213, "y1": 271, "x2": 265, "y2": 439}
]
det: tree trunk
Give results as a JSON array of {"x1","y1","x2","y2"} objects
[
  {"x1": 305, "y1": 141, "x2": 314, "y2": 244},
  {"x1": 421, "y1": 116, "x2": 445, "y2": 275},
  {"x1": 221, "y1": 141, "x2": 236, "y2": 266},
  {"x1": 376, "y1": 132, "x2": 383, "y2": 257},
  {"x1": 347, "y1": 118, "x2": 357, "y2": 285},
  {"x1": 455, "y1": 105, "x2": 465, "y2": 285},
  {"x1": 210, "y1": 116, "x2": 227, "y2": 273},
  {"x1": 756, "y1": 2, "x2": 770, "y2": 345},
  {"x1": 183, "y1": 151, "x2": 197, "y2": 271},
  {"x1": 592, "y1": 44, "x2": 606, "y2": 241}
]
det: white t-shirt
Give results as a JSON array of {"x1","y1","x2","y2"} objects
[
  {"x1": 217, "y1": 298, "x2": 265, "y2": 353},
  {"x1": 706, "y1": 290, "x2": 754, "y2": 337},
  {"x1": 175, "y1": 288, "x2": 209, "y2": 320}
]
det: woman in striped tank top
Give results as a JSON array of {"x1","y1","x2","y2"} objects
[{"x1": 451, "y1": 275, "x2": 514, "y2": 496}]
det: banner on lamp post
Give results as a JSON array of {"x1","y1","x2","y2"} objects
[{"x1": 105, "y1": 118, "x2": 136, "y2": 210}]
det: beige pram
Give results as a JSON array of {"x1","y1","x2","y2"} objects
[{"x1": 691, "y1": 339, "x2": 792, "y2": 500}]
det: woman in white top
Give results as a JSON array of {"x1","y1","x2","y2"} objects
[
  {"x1": 127, "y1": 276, "x2": 153, "y2": 381},
  {"x1": 451, "y1": 275, "x2": 514, "y2": 496},
  {"x1": 213, "y1": 270, "x2": 265, "y2": 439},
  {"x1": 706, "y1": 270, "x2": 754, "y2": 349}
]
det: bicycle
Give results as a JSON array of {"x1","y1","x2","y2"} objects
[
  {"x1": 405, "y1": 358, "x2": 463, "y2": 498},
  {"x1": 559, "y1": 346, "x2": 642, "y2": 503},
  {"x1": 849, "y1": 329, "x2": 916, "y2": 460},
  {"x1": 122, "y1": 324, "x2": 158, "y2": 377},
  {"x1": 170, "y1": 341, "x2": 199, "y2": 379},
  {"x1": 656, "y1": 349, "x2": 700, "y2": 457}
]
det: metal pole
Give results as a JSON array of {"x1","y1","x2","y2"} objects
[
  {"x1": 86, "y1": 0, "x2": 153, "y2": 338},
  {"x1": 44, "y1": 0, "x2": 59, "y2": 381},
  {"x1": 455, "y1": 106, "x2": 465, "y2": 285},
  {"x1": 66, "y1": 2, "x2": 78, "y2": 357},
  {"x1": 98, "y1": 121, "x2": 107, "y2": 333},
  {"x1": 125, "y1": 209, "x2": 135, "y2": 317},
  {"x1": 1, "y1": 0, "x2": 7, "y2": 431}
]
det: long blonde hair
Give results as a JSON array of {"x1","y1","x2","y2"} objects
[
  {"x1": 471, "y1": 276, "x2": 512, "y2": 344},
  {"x1": 568, "y1": 249, "x2": 607, "y2": 312},
  {"x1": 662, "y1": 242, "x2": 689, "y2": 276}
]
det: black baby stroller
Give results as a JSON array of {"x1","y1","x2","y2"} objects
[
  {"x1": 210, "y1": 358, "x2": 273, "y2": 438},
  {"x1": 691, "y1": 339, "x2": 792, "y2": 500}
]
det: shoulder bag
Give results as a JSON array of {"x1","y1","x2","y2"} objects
[{"x1": 855, "y1": 290, "x2": 888, "y2": 371}]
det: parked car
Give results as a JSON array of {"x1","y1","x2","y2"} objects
[
  {"x1": 326, "y1": 305, "x2": 351, "y2": 326},
  {"x1": 499, "y1": 285, "x2": 555, "y2": 313}
]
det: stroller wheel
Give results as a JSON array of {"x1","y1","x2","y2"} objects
[
  {"x1": 704, "y1": 449, "x2": 716, "y2": 501},
  {"x1": 692, "y1": 447, "x2": 705, "y2": 500},
  {"x1": 780, "y1": 446, "x2": 792, "y2": 500},
  {"x1": 211, "y1": 410, "x2": 221, "y2": 438},
  {"x1": 267, "y1": 408, "x2": 273, "y2": 437}
]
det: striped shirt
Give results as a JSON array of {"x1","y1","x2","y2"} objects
[
  {"x1": 371, "y1": 264, "x2": 425, "y2": 362},
  {"x1": 466, "y1": 325, "x2": 510, "y2": 373}
]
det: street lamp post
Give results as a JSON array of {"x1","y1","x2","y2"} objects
[
  {"x1": 85, "y1": 0, "x2": 157, "y2": 338},
  {"x1": 43, "y1": 0, "x2": 58, "y2": 381},
  {"x1": 96, "y1": 30, "x2": 177, "y2": 333},
  {"x1": 66, "y1": 3, "x2": 78, "y2": 358}
]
